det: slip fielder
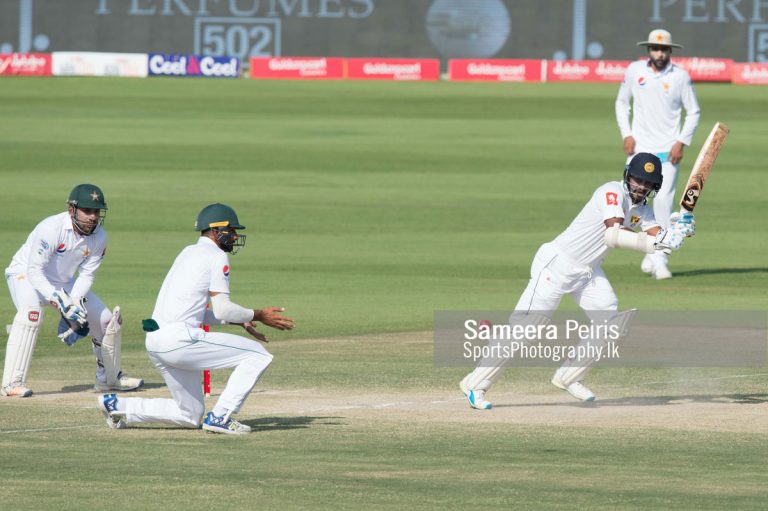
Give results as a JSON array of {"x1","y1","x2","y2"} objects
[
  {"x1": 2, "y1": 184, "x2": 143, "y2": 397},
  {"x1": 460, "y1": 153, "x2": 695, "y2": 409},
  {"x1": 98, "y1": 203, "x2": 294, "y2": 435}
]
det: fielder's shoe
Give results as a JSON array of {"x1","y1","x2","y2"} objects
[
  {"x1": 94, "y1": 372, "x2": 144, "y2": 392},
  {"x1": 98, "y1": 393, "x2": 126, "y2": 429},
  {"x1": 460, "y1": 377, "x2": 492, "y2": 410},
  {"x1": 202, "y1": 412, "x2": 251, "y2": 435},
  {"x1": 1, "y1": 382, "x2": 33, "y2": 398},
  {"x1": 652, "y1": 262, "x2": 673, "y2": 280},
  {"x1": 640, "y1": 255, "x2": 655, "y2": 274},
  {"x1": 551, "y1": 376, "x2": 595, "y2": 402}
]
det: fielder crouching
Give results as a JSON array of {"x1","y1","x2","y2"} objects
[
  {"x1": 460, "y1": 153, "x2": 695, "y2": 409},
  {"x1": 98, "y1": 203, "x2": 294, "y2": 435},
  {"x1": 2, "y1": 184, "x2": 143, "y2": 398}
]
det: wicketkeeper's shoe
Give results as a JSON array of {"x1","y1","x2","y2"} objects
[
  {"x1": 640, "y1": 255, "x2": 655, "y2": 274},
  {"x1": 202, "y1": 412, "x2": 251, "y2": 435},
  {"x1": 460, "y1": 378, "x2": 492, "y2": 410},
  {"x1": 98, "y1": 393, "x2": 126, "y2": 429},
  {"x1": 0, "y1": 382, "x2": 33, "y2": 398},
  {"x1": 551, "y1": 376, "x2": 595, "y2": 402},
  {"x1": 94, "y1": 372, "x2": 144, "y2": 392}
]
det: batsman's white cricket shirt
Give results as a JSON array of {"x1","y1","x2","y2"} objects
[
  {"x1": 616, "y1": 60, "x2": 700, "y2": 155},
  {"x1": 554, "y1": 181, "x2": 658, "y2": 268},
  {"x1": 151, "y1": 236, "x2": 231, "y2": 329},
  {"x1": 5, "y1": 212, "x2": 107, "y2": 301}
]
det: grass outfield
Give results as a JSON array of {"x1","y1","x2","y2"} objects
[{"x1": 0, "y1": 77, "x2": 767, "y2": 510}]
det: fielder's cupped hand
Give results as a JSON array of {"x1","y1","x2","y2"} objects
[{"x1": 255, "y1": 306, "x2": 295, "y2": 331}]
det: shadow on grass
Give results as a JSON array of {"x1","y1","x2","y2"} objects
[
  {"x1": 243, "y1": 416, "x2": 345, "y2": 431},
  {"x1": 46, "y1": 382, "x2": 164, "y2": 395},
  {"x1": 498, "y1": 393, "x2": 768, "y2": 408},
  {"x1": 673, "y1": 267, "x2": 768, "y2": 277}
]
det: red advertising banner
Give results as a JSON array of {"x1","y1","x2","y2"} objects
[
  {"x1": 346, "y1": 58, "x2": 439, "y2": 81},
  {"x1": 731, "y1": 63, "x2": 768, "y2": 85},
  {"x1": 449, "y1": 59, "x2": 542, "y2": 82},
  {"x1": 546, "y1": 60, "x2": 630, "y2": 82},
  {"x1": 250, "y1": 57, "x2": 345, "y2": 79},
  {"x1": 0, "y1": 53, "x2": 52, "y2": 76},
  {"x1": 672, "y1": 57, "x2": 733, "y2": 82}
]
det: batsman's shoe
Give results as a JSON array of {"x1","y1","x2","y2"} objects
[
  {"x1": 551, "y1": 376, "x2": 595, "y2": 402},
  {"x1": 640, "y1": 255, "x2": 654, "y2": 274},
  {"x1": 202, "y1": 412, "x2": 251, "y2": 435},
  {"x1": 652, "y1": 263, "x2": 673, "y2": 280},
  {"x1": 460, "y1": 376, "x2": 492, "y2": 410},
  {"x1": 94, "y1": 372, "x2": 144, "y2": 392},
  {"x1": 98, "y1": 393, "x2": 126, "y2": 429},
  {"x1": 1, "y1": 382, "x2": 33, "y2": 398}
]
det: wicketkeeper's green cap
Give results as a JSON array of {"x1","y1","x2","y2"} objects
[
  {"x1": 194, "y1": 203, "x2": 245, "y2": 231},
  {"x1": 68, "y1": 184, "x2": 108, "y2": 210}
]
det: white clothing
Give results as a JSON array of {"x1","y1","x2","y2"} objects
[
  {"x1": 615, "y1": 59, "x2": 700, "y2": 153},
  {"x1": 118, "y1": 236, "x2": 271, "y2": 427},
  {"x1": 553, "y1": 181, "x2": 658, "y2": 269}
]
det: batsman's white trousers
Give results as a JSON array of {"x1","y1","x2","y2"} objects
[
  {"x1": 516, "y1": 242, "x2": 618, "y2": 316},
  {"x1": 119, "y1": 323, "x2": 273, "y2": 428}
]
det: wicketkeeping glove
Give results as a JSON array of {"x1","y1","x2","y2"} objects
[{"x1": 51, "y1": 289, "x2": 88, "y2": 326}]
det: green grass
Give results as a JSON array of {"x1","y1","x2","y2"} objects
[{"x1": 0, "y1": 77, "x2": 766, "y2": 510}]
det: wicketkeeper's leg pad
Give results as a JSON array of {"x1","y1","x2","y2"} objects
[{"x1": 2, "y1": 307, "x2": 43, "y2": 388}]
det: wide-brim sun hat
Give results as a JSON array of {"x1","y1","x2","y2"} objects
[{"x1": 636, "y1": 29, "x2": 683, "y2": 49}]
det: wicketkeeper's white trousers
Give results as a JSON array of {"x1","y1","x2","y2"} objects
[{"x1": 119, "y1": 323, "x2": 272, "y2": 428}]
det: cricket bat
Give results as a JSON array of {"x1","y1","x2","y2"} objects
[{"x1": 679, "y1": 122, "x2": 729, "y2": 213}]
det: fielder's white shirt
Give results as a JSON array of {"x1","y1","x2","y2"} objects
[
  {"x1": 151, "y1": 236, "x2": 231, "y2": 329},
  {"x1": 5, "y1": 212, "x2": 108, "y2": 301},
  {"x1": 554, "y1": 181, "x2": 658, "y2": 268},
  {"x1": 615, "y1": 60, "x2": 700, "y2": 154}
]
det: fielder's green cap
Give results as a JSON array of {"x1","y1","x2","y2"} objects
[
  {"x1": 194, "y1": 203, "x2": 245, "y2": 231},
  {"x1": 68, "y1": 184, "x2": 107, "y2": 210}
]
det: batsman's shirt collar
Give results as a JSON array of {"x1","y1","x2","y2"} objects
[{"x1": 197, "y1": 236, "x2": 220, "y2": 249}]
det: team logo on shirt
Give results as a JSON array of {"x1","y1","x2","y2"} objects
[
  {"x1": 56, "y1": 243, "x2": 66, "y2": 253},
  {"x1": 223, "y1": 265, "x2": 230, "y2": 277},
  {"x1": 637, "y1": 76, "x2": 646, "y2": 87},
  {"x1": 82, "y1": 248, "x2": 90, "y2": 258},
  {"x1": 631, "y1": 215, "x2": 641, "y2": 225},
  {"x1": 605, "y1": 192, "x2": 619, "y2": 206},
  {"x1": 28, "y1": 311, "x2": 39, "y2": 322}
]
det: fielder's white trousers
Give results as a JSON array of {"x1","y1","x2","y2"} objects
[{"x1": 119, "y1": 323, "x2": 273, "y2": 428}]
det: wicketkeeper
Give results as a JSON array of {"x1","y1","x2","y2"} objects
[
  {"x1": 2, "y1": 184, "x2": 144, "y2": 397},
  {"x1": 460, "y1": 153, "x2": 696, "y2": 409}
]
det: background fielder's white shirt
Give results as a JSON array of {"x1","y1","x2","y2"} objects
[
  {"x1": 615, "y1": 60, "x2": 700, "y2": 154},
  {"x1": 554, "y1": 181, "x2": 658, "y2": 268},
  {"x1": 5, "y1": 212, "x2": 108, "y2": 301},
  {"x1": 151, "y1": 236, "x2": 231, "y2": 329}
]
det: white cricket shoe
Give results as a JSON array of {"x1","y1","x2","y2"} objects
[
  {"x1": 94, "y1": 372, "x2": 144, "y2": 392},
  {"x1": 460, "y1": 377, "x2": 492, "y2": 410},
  {"x1": 98, "y1": 393, "x2": 126, "y2": 429},
  {"x1": 1, "y1": 382, "x2": 33, "y2": 398},
  {"x1": 640, "y1": 255, "x2": 655, "y2": 274},
  {"x1": 652, "y1": 262, "x2": 673, "y2": 280},
  {"x1": 202, "y1": 412, "x2": 251, "y2": 435},
  {"x1": 551, "y1": 376, "x2": 595, "y2": 402}
]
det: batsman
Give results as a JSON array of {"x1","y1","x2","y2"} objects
[
  {"x1": 460, "y1": 153, "x2": 696, "y2": 409},
  {"x1": 2, "y1": 184, "x2": 143, "y2": 397}
]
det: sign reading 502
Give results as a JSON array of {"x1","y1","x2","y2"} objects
[{"x1": 194, "y1": 17, "x2": 281, "y2": 59}]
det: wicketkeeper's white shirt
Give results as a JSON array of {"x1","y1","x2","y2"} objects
[
  {"x1": 615, "y1": 60, "x2": 700, "y2": 153},
  {"x1": 5, "y1": 212, "x2": 107, "y2": 301},
  {"x1": 151, "y1": 236, "x2": 231, "y2": 329},
  {"x1": 554, "y1": 181, "x2": 658, "y2": 268}
]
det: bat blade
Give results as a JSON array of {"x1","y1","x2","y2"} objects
[{"x1": 679, "y1": 122, "x2": 729, "y2": 212}]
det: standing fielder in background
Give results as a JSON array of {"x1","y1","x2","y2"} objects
[
  {"x1": 460, "y1": 154, "x2": 696, "y2": 409},
  {"x1": 2, "y1": 184, "x2": 143, "y2": 397},
  {"x1": 615, "y1": 29, "x2": 700, "y2": 280},
  {"x1": 99, "y1": 203, "x2": 294, "y2": 435}
]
